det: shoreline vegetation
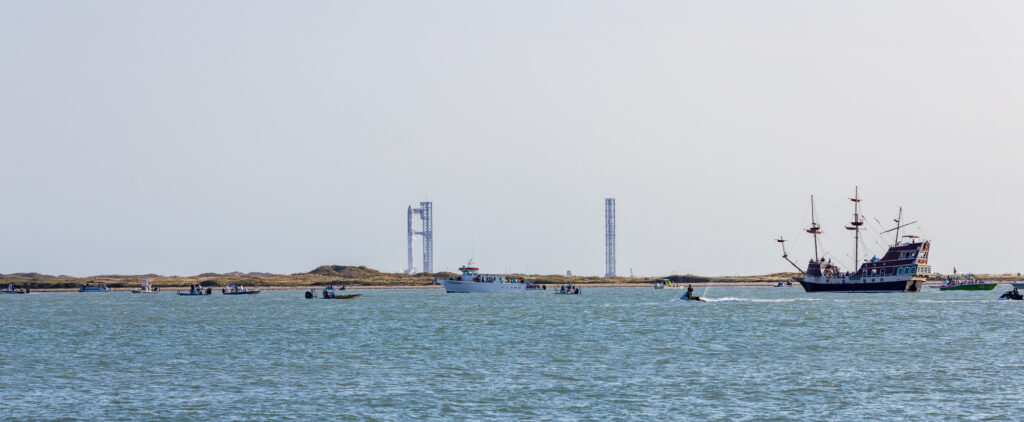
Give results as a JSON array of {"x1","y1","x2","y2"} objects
[{"x1": 3, "y1": 265, "x2": 1020, "y2": 291}]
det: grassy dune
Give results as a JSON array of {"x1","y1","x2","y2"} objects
[{"x1": 0, "y1": 265, "x2": 803, "y2": 289}]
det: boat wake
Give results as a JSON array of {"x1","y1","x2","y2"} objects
[{"x1": 698, "y1": 297, "x2": 822, "y2": 303}]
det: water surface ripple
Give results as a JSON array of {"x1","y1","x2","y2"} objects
[{"x1": 3, "y1": 286, "x2": 1023, "y2": 420}]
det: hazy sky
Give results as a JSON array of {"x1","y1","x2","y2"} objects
[{"x1": 3, "y1": 1, "x2": 1023, "y2": 277}]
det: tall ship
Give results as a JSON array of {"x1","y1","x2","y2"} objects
[
  {"x1": 437, "y1": 262, "x2": 527, "y2": 293},
  {"x1": 778, "y1": 188, "x2": 931, "y2": 293}
]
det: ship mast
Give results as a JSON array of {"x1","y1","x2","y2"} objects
[
  {"x1": 845, "y1": 187, "x2": 865, "y2": 271},
  {"x1": 805, "y1": 195, "x2": 823, "y2": 261},
  {"x1": 893, "y1": 207, "x2": 902, "y2": 247},
  {"x1": 880, "y1": 207, "x2": 916, "y2": 246}
]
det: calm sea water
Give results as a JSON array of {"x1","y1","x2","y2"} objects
[{"x1": 3, "y1": 286, "x2": 1024, "y2": 421}]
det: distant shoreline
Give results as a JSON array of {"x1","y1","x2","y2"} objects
[
  {"x1": 5, "y1": 264, "x2": 1018, "y2": 291},
  {"x1": 18, "y1": 280, "x2": 970, "y2": 292},
  {"x1": 0, "y1": 265, "x2": 806, "y2": 290}
]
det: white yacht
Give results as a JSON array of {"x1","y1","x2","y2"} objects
[
  {"x1": 79, "y1": 281, "x2": 112, "y2": 292},
  {"x1": 130, "y1": 280, "x2": 159, "y2": 294},
  {"x1": 437, "y1": 264, "x2": 527, "y2": 293}
]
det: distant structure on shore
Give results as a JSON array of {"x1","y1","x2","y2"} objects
[
  {"x1": 605, "y1": 198, "x2": 616, "y2": 278},
  {"x1": 406, "y1": 202, "x2": 433, "y2": 274}
]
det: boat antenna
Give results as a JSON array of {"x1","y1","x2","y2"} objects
[
  {"x1": 845, "y1": 186, "x2": 865, "y2": 271},
  {"x1": 806, "y1": 195, "x2": 823, "y2": 261},
  {"x1": 776, "y1": 236, "x2": 806, "y2": 275}
]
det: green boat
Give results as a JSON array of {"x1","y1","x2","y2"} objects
[
  {"x1": 938, "y1": 273, "x2": 997, "y2": 291},
  {"x1": 939, "y1": 283, "x2": 997, "y2": 291}
]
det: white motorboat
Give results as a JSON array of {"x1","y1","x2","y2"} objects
[
  {"x1": 304, "y1": 285, "x2": 360, "y2": 299},
  {"x1": 654, "y1": 279, "x2": 685, "y2": 289},
  {"x1": 437, "y1": 263, "x2": 527, "y2": 293},
  {"x1": 1, "y1": 284, "x2": 29, "y2": 294},
  {"x1": 222, "y1": 285, "x2": 260, "y2": 295},
  {"x1": 130, "y1": 280, "x2": 159, "y2": 294},
  {"x1": 79, "y1": 282, "x2": 112, "y2": 292}
]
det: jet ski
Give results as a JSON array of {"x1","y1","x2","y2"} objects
[
  {"x1": 680, "y1": 294, "x2": 705, "y2": 302},
  {"x1": 999, "y1": 290, "x2": 1023, "y2": 301}
]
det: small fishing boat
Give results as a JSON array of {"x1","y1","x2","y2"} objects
[
  {"x1": 324, "y1": 294, "x2": 361, "y2": 299},
  {"x1": 79, "y1": 282, "x2": 112, "y2": 292},
  {"x1": 1, "y1": 284, "x2": 29, "y2": 294},
  {"x1": 555, "y1": 285, "x2": 581, "y2": 295},
  {"x1": 938, "y1": 273, "x2": 997, "y2": 291},
  {"x1": 436, "y1": 261, "x2": 528, "y2": 293},
  {"x1": 305, "y1": 285, "x2": 360, "y2": 299},
  {"x1": 130, "y1": 280, "x2": 159, "y2": 294},
  {"x1": 221, "y1": 285, "x2": 260, "y2": 295},
  {"x1": 177, "y1": 284, "x2": 212, "y2": 296},
  {"x1": 654, "y1": 279, "x2": 683, "y2": 289},
  {"x1": 774, "y1": 280, "x2": 794, "y2": 287},
  {"x1": 1011, "y1": 282, "x2": 1024, "y2": 290}
]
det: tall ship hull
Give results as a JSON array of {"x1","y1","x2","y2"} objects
[{"x1": 799, "y1": 278, "x2": 923, "y2": 293}]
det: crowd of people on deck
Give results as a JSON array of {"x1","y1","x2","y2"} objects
[{"x1": 223, "y1": 285, "x2": 248, "y2": 294}]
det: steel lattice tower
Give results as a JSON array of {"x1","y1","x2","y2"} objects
[
  {"x1": 406, "y1": 201, "x2": 434, "y2": 274},
  {"x1": 420, "y1": 202, "x2": 433, "y2": 273},
  {"x1": 605, "y1": 198, "x2": 616, "y2": 278}
]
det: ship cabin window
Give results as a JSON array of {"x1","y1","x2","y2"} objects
[{"x1": 921, "y1": 252, "x2": 929, "y2": 259}]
